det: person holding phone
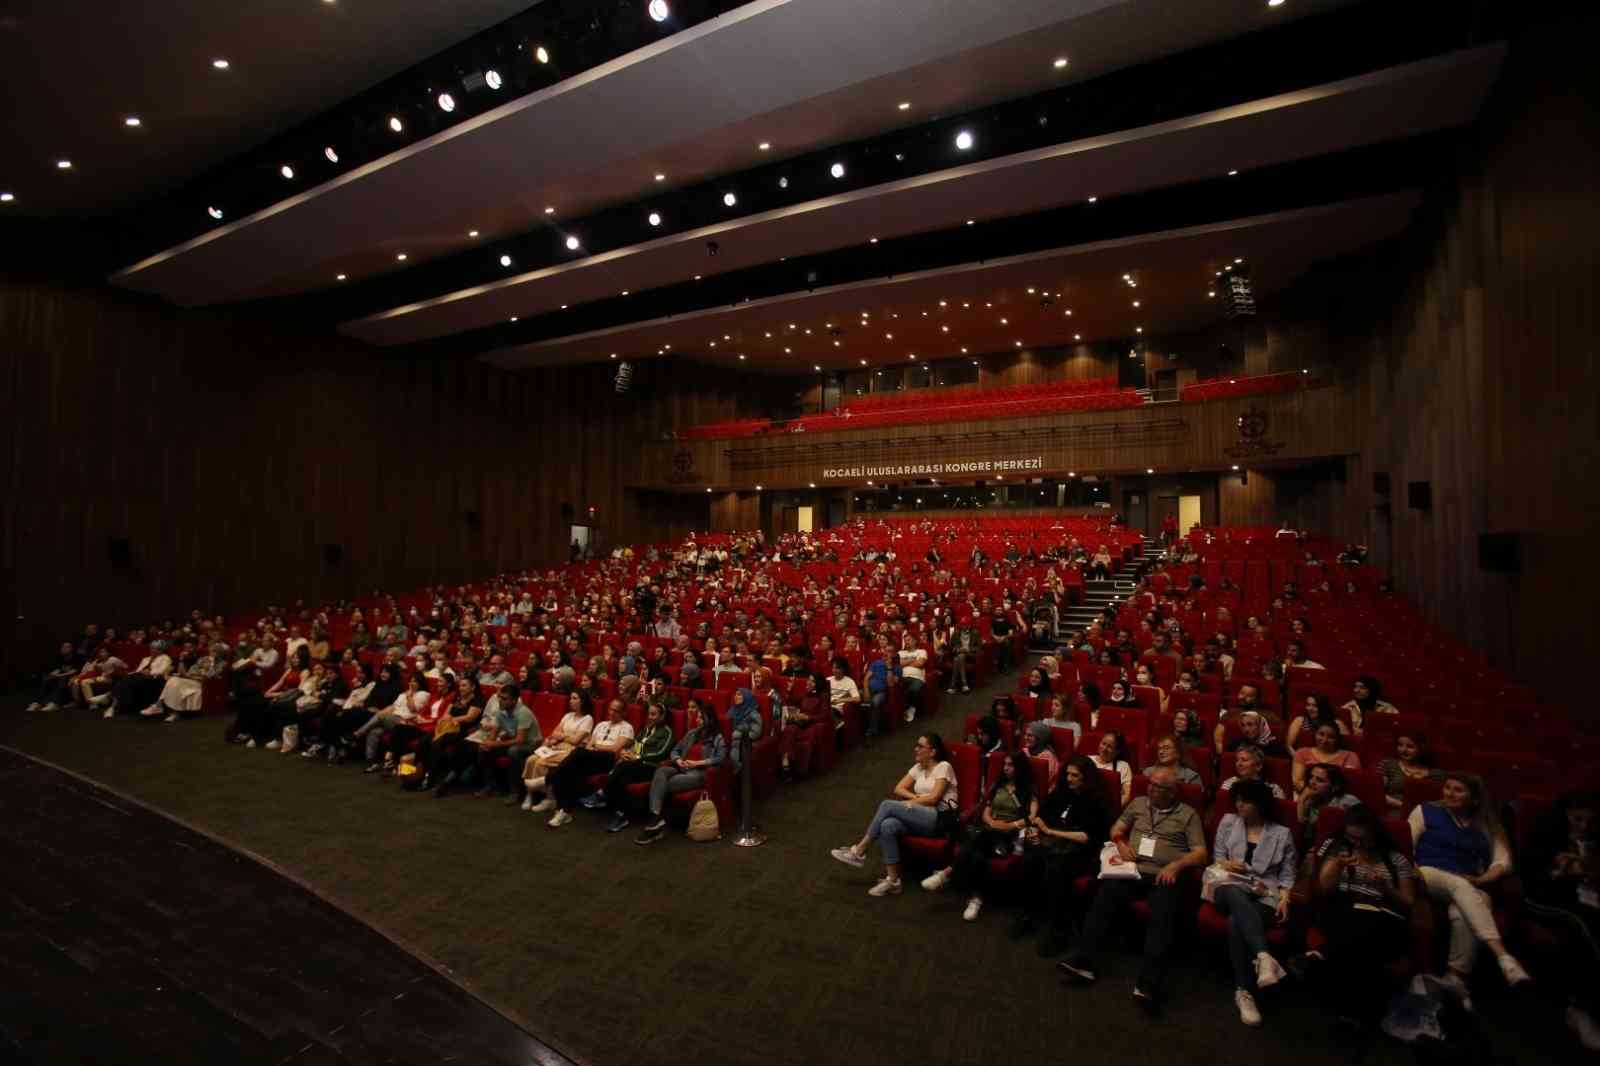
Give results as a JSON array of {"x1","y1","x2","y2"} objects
[{"x1": 1208, "y1": 780, "x2": 1298, "y2": 1027}]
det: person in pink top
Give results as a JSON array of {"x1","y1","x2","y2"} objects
[{"x1": 1291, "y1": 722, "x2": 1362, "y2": 794}]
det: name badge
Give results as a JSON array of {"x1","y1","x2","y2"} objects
[{"x1": 1137, "y1": 835, "x2": 1157, "y2": 858}]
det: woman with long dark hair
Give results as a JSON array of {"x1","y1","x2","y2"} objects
[
  {"x1": 831, "y1": 733, "x2": 958, "y2": 897},
  {"x1": 927, "y1": 749, "x2": 1038, "y2": 922},
  {"x1": 1287, "y1": 692, "x2": 1349, "y2": 749},
  {"x1": 1011, "y1": 754, "x2": 1111, "y2": 954}
]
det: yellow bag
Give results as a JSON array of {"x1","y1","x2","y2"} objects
[
  {"x1": 432, "y1": 714, "x2": 460, "y2": 739},
  {"x1": 686, "y1": 792, "x2": 721, "y2": 842}
]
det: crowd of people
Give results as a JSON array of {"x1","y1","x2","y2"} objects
[{"x1": 17, "y1": 517, "x2": 1598, "y2": 1050}]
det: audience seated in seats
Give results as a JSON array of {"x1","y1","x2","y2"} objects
[
  {"x1": 1408, "y1": 772, "x2": 1532, "y2": 1004},
  {"x1": 831, "y1": 733, "x2": 959, "y2": 896},
  {"x1": 1010, "y1": 754, "x2": 1112, "y2": 955},
  {"x1": 320, "y1": 662, "x2": 390, "y2": 762},
  {"x1": 828, "y1": 656, "x2": 862, "y2": 732},
  {"x1": 146, "y1": 643, "x2": 225, "y2": 723},
  {"x1": 1024, "y1": 667, "x2": 1052, "y2": 699},
  {"x1": 1090, "y1": 730, "x2": 1134, "y2": 807},
  {"x1": 1220, "y1": 746, "x2": 1286, "y2": 801},
  {"x1": 1104, "y1": 680, "x2": 1140, "y2": 709},
  {"x1": 599, "y1": 702, "x2": 676, "y2": 833},
  {"x1": 1021, "y1": 721, "x2": 1060, "y2": 790},
  {"x1": 1041, "y1": 695, "x2": 1082, "y2": 745},
  {"x1": 1056, "y1": 766, "x2": 1209, "y2": 1006},
  {"x1": 73, "y1": 645, "x2": 129, "y2": 710},
  {"x1": 1342, "y1": 675, "x2": 1398, "y2": 735},
  {"x1": 1132, "y1": 664, "x2": 1168, "y2": 715},
  {"x1": 523, "y1": 691, "x2": 596, "y2": 813},
  {"x1": 1208, "y1": 779, "x2": 1297, "y2": 1027},
  {"x1": 1222, "y1": 710, "x2": 1289, "y2": 761},
  {"x1": 989, "y1": 609, "x2": 1015, "y2": 672},
  {"x1": 897, "y1": 634, "x2": 929, "y2": 723},
  {"x1": 862, "y1": 643, "x2": 898, "y2": 740},
  {"x1": 1375, "y1": 731, "x2": 1438, "y2": 813},
  {"x1": 1170, "y1": 708, "x2": 1207, "y2": 750},
  {"x1": 926, "y1": 749, "x2": 1038, "y2": 922},
  {"x1": 25, "y1": 642, "x2": 85, "y2": 714},
  {"x1": 1292, "y1": 805, "x2": 1416, "y2": 1027},
  {"x1": 475, "y1": 683, "x2": 538, "y2": 801},
  {"x1": 1518, "y1": 791, "x2": 1600, "y2": 1050},
  {"x1": 1287, "y1": 692, "x2": 1349, "y2": 749},
  {"x1": 946, "y1": 622, "x2": 978, "y2": 694},
  {"x1": 423, "y1": 676, "x2": 486, "y2": 795},
  {"x1": 1213, "y1": 682, "x2": 1264, "y2": 753},
  {"x1": 1294, "y1": 763, "x2": 1361, "y2": 850},
  {"x1": 545, "y1": 697, "x2": 634, "y2": 827},
  {"x1": 1077, "y1": 682, "x2": 1104, "y2": 732},
  {"x1": 635, "y1": 698, "x2": 727, "y2": 846},
  {"x1": 1292, "y1": 723, "x2": 1362, "y2": 793},
  {"x1": 1143, "y1": 735, "x2": 1202, "y2": 787},
  {"x1": 778, "y1": 673, "x2": 830, "y2": 781},
  {"x1": 107, "y1": 640, "x2": 174, "y2": 719}
]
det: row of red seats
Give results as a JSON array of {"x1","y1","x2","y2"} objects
[
  {"x1": 1179, "y1": 372, "x2": 1313, "y2": 402},
  {"x1": 838, "y1": 376, "x2": 1119, "y2": 415}
]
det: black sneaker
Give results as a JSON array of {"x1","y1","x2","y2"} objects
[
  {"x1": 634, "y1": 826, "x2": 664, "y2": 845},
  {"x1": 607, "y1": 813, "x2": 630, "y2": 833},
  {"x1": 643, "y1": 816, "x2": 667, "y2": 833}
]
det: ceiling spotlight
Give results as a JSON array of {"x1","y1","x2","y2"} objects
[
  {"x1": 1073, "y1": 333, "x2": 1081, "y2": 340},
  {"x1": 813, "y1": 365, "x2": 821, "y2": 371},
  {"x1": 1015, "y1": 341, "x2": 1023, "y2": 348},
  {"x1": 437, "y1": 92, "x2": 456, "y2": 113},
  {"x1": 206, "y1": 205, "x2": 222, "y2": 219},
  {"x1": 645, "y1": 211, "x2": 662, "y2": 228},
  {"x1": 1268, "y1": 0, "x2": 1286, "y2": 6},
  {"x1": 739, "y1": 354, "x2": 746, "y2": 361},
  {"x1": 124, "y1": 116, "x2": 141, "y2": 127},
  {"x1": 212, "y1": 58, "x2": 230, "y2": 70},
  {"x1": 0, "y1": 192, "x2": 14, "y2": 203},
  {"x1": 809, "y1": 482, "x2": 817, "y2": 488},
  {"x1": 723, "y1": 191, "x2": 737, "y2": 207},
  {"x1": 965, "y1": 219, "x2": 975, "y2": 226},
  {"x1": 1209, "y1": 291, "x2": 1216, "y2": 298},
  {"x1": 499, "y1": 254, "x2": 512, "y2": 267},
  {"x1": 1136, "y1": 327, "x2": 1143, "y2": 333},
  {"x1": 1227, "y1": 168, "x2": 1239, "y2": 176},
  {"x1": 388, "y1": 116, "x2": 404, "y2": 133},
  {"x1": 323, "y1": 146, "x2": 339, "y2": 163},
  {"x1": 909, "y1": 354, "x2": 917, "y2": 360},
  {"x1": 56, "y1": 159, "x2": 72, "y2": 170},
  {"x1": 758, "y1": 141, "x2": 771, "y2": 151},
  {"x1": 1087, "y1": 196, "x2": 1098, "y2": 203},
  {"x1": 897, "y1": 101, "x2": 911, "y2": 111},
  {"x1": 565, "y1": 235, "x2": 581, "y2": 250},
  {"x1": 1235, "y1": 257, "x2": 1244, "y2": 263},
  {"x1": 1232, "y1": 464, "x2": 1241, "y2": 471},
  {"x1": 830, "y1": 162, "x2": 845, "y2": 179},
  {"x1": 1053, "y1": 57, "x2": 1069, "y2": 69},
  {"x1": 1146, "y1": 468, "x2": 1155, "y2": 474},
  {"x1": 485, "y1": 69, "x2": 503, "y2": 90},
  {"x1": 954, "y1": 129, "x2": 975, "y2": 151},
  {"x1": 1132, "y1": 300, "x2": 1140, "y2": 307},
  {"x1": 654, "y1": 172, "x2": 665, "y2": 182},
  {"x1": 544, "y1": 206, "x2": 555, "y2": 215},
  {"x1": 510, "y1": 316, "x2": 518, "y2": 322},
  {"x1": 396, "y1": 253, "x2": 407, "y2": 261},
  {"x1": 860, "y1": 359, "x2": 868, "y2": 366},
  {"x1": 649, "y1": 0, "x2": 670, "y2": 22},
  {"x1": 868, "y1": 237, "x2": 878, "y2": 244},
  {"x1": 468, "y1": 230, "x2": 479, "y2": 238},
  {"x1": 279, "y1": 164, "x2": 295, "y2": 180},
  {"x1": 336, "y1": 273, "x2": 347, "y2": 281}
]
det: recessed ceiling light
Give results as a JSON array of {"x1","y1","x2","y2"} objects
[
  {"x1": 0, "y1": 193, "x2": 15, "y2": 203},
  {"x1": 485, "y1": 70, "x2": 503, "y2": 90},
  {"x1": 813, "y1": 365, "x2": 821, "y2": 371},
  {"x1": 510, "y1": 316, "x2": 518, "y2": 322},
  {"x1": 830, "y1": 162, "x2": 845, "y2": 179},
  {"x1": 1136, "y1": 327, "x2": 1143, "y2": 333},
  {"x1": 809, "y1": 482, "x2": 816, "y2": 488},
  {"x1": 336, "y1": 273, "x2": 346, "y2": 281},
  {"x1": 499, "y1": 254, "x2": 513, "y2": 267},
  {"x1": 610, "y1": 353, "x2": 617, "y2": 359},
  {"x1": 739, "y1": 354, "x2": 746, "y2": 361},
  {"x1": 534, "y1": 46, "x2": 550, "y2": 64},
  {"x1": 723, "y1": 191, "x2": 737, "y2": 207},
  {"x1": 868, "y1": 237, "x2": 878, "y2": 244},
  {"x1": 1232, "y1": 464, "x2": 1241, "y2": 471},
  {"x1": 1015, "y1": 340, "x2": 1023, "y2": 347},
  {"x1": 565, "y1": 235, "x2": 580, "y2": 250},
  {"x1": 1132, "y1": 300, "x2": 1140, "y2": 308},
  {"x1": 1087, "y1": 196, "x2": 1097, "y2": 203},
  {"x1": 897, "y1": 101, "x2": 911, "y2": 111},
  {"x1": 1234, "y1": 257, "x2": 1244, "y2": 263},
  {"x1": 1227, "y1": 169, "x2": 1238, "y2": 176},
  {"x1": 954, "y1": 130, "x2": 975, "y2": 151},
  {"x1": 654, "y1": 173, "x2": 665, "y2": 182},
  {"x1": 560, "y1": 304, "x2": 568, "y2": 309},
  {"x1": 1267, "y1": 0, "x2": 1285, "y2": 6},
  {"x1": 965, "y1": 219, "x2": 975, "y2": 226},
  {"x1": 324, "y1": 146, "x2": 339, "y2": 163},
  {"x1": 388, "y1": 116, "x2": 404, "y2": 133},
  {"x1": 56, "y1": 160, "x2": 72, "y2": 170},
  {"x1": 960, "y1": 347, "x2": 968, "y2": 353},
  {"x1": 468, "y1": 230, "x2": 479, "y2": 238},
  {"x1": 1053, "y1": 57, "x2": 1069, "y2": 69},
  {"x1": 124, "y1": 116, "x2": 141, "y2": 127},
  {"x1": 1000, "y1": 318, "x2": 1008, "y2": 325},
  {"x1": 437, "y1": 92, "x2": 456, "y2": 113},
  {"x1": 647, "y1": 211, "x2": 661, "y2": 227},
  {"x1": 205, "y1": 205, "x2": 222, "y2": 219},
  {"x1": 212, "y1": 58, "x2": 230, "y2": 70},
  {"x1": 1146, "y1": 468, "x2": 1155, "y2": 474},
  {"x1": 279, "y1": 164, "x2": 295, "y2": 180},
  {"x1": 1208, "y1": 291, "x2": 1216, "y2": 298},
  {"x1": 649, "y1": 0, "x2": 671, "y2": 22},
  {"x1": 860, "y1": 359, "x2": 868, "y2": 366},
  {"x1": 621, "y1": 290, "x2": 629, "y2": 296},
  {"x1": 396, "y1": 253, "x2": 407, "y2": 261},
  {"x1": 544, "y1": 206, "x2": 554, "y2": 215},
  {"x1": 1073, "y1": 334, "x2": 1081, "y2": 340},
  {"x1": 758, "y1": 142, "x2": 771, "y2": 151}
]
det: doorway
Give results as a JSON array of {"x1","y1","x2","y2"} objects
[
  {"x1": 1123, "y1": 490, "x2": 1148, "y2": 537},
  {"x1": 569, "y1": 524, "x2": 592, "y2": 561},
  {"x1": 1178, "y1": 494, "x2": 1202, "y2": 537}
]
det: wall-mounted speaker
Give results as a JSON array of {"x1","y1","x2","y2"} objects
[
  {"x1": 1407, "y1": 481, "x2": 1431, "y2": 510},
  {"x1": 107, "y1": 536, "x2": 133, "y2": 568},
  {"x1": 1239, "y1": 471, "x2": 1248, "y2": 485},
  {"x1": 1479, "y1": 531, "x2": 1522, "y2": 574},
  {"x1": 323, "y1": 543, "x2": 344, "y2": 566},
  {"x1": 465, "y1": 510, "x2": 483, "y2": 531},
  {"x1": 560, "y1": 502, "x2": 575, "y2": 521},
  {"x1": 1373, "y1": 472, "x2": 1391, "y2": 495}
]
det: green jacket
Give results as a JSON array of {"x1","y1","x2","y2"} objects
[{"x1": 626, "y1": 722, "x2": 676, "y2": 765}]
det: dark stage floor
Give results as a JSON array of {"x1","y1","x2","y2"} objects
[{"x1": 0, "y1": 683, "x2": 1579, "y2": 1066}]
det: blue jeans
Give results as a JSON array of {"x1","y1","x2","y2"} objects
[
  {"x1": 903, "y1": 678, "x2": 925, "y2": 717},
  {"x1": 866, "y1": 690, "x2": 887, "y2": 736},
  {"x1": 865, "y1": 800, "x2": 939, "y2": 866},
  {"x1": 1212, "y1": 884, "x2": 1274, "y2": 990}
]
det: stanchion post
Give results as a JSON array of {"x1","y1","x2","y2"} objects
[{"x1": 733, "y1": 733, "x2": 765, "y2": 847}]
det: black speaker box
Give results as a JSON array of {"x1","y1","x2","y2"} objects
[
  {"x1": 1373, "y1": 472, "x2": 1391, "y2": 495},
  {"x1": 1479, "y1": 531, "x2": 1521, "y2": 574},
  {"x1": 107, "y1": 536, "x2": 133, "y2": 568},
  {"x1": 1407, "y1": 481, "x2": 1431, "y2": 510},
  {"x1": 465, "y1": 510, "x2": 483, "y2": 531},
  {"x1": 323, "y1": 543, "x2": 344, "y2": 566},
  {"x1": 560, "y1": 502, "x2": 575, "y2": 521}
]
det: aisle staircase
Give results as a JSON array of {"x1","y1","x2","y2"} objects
[{"x1": 1034, "y1": 534, "x2": 1165, "y2": 647}]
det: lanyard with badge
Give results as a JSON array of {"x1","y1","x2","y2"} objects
[{"x1": 1139, "y1": 805, "x2": 1179, "y2": 858}]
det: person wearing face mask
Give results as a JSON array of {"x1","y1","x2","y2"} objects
[
  {"x1": 1056, "y1": 766, "x2": 1208, "y2": 1007},
  {"x1": 1408, "y1": 773, "x2": 1531, "y2": 1005},
  {"x1": 1104, "y1": 680, "x2": 1140, "y2": 709},
  {"x1": 1132, "y1": 664, "x2": 1168, "y2": 715},
  {"x1": 1520, "y1": 791, "x2": 1600, "y2": 1050}
]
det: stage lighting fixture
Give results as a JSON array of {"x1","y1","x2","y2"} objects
[
  {"x1": 56, "y1": 160, "x2": 72, "y2": 169},
  {"x1": 499, "y1": 254, "x2": 512, "y2": 267},
  {"x1": 324, "y1": 146, "x2": 339, "y2": 163},
  {"x1": 0, "y1": 193, "x2": 14, "y2": 203},
  {"x1": 485, "y1": 69, "x2": 503, "y2": 89},
  {"x1": 723, "y1": 191, "x2": 737, "y2": 207},
  {"x1": 648, "y1": 212, "x2": 661, "y2": 227},
  {"x1": 649, "y1": 1, "x2": 670, "y2": 23},
  {"x1": 206, "y1": 205, "x2": 222, "y2": 219},
  {"x1": 534, "y1": 45, "x2": 550, "y2": 64},
  {"x1": 280, "y1": 165, "x2": 295, "y2": 180},
  {"x1": 778, "y1": 176, "x2": 788, "y2": 189},
  {"x1": 954, "y1": 130, "x2": 974, "y2": 151},
  {"x1": 388, "y1": 116, "x2": 405, "y2": 133},
  {"x1": 124, "y1": 116, "x2": 141, "y2": 127},
  {"x1": 212, "y1": 58, "x2": 229, "y2": 70},
  {"x1": 437, "y1": 92, "x2": 456, "y2": 113},
  {"x1": 830, "y1": 162, "x2": 845, "y2": 179},
  {"x1": 565, "y1": 235, "x2": 581, "y2": 250}
]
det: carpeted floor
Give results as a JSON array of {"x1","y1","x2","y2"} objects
[{"x1": 0, "y1": 673, "x2": 1575, "y2": 1066}]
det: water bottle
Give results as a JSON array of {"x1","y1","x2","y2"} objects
[{"x1": 1014, "y1": 828, "x2": 1026, "y2": 855}]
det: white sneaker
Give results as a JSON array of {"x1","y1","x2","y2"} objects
[
  {"x1": 520, "y1": 793, "x2": 534, "y2": 811},
  {"x1": 1498, "y1": 954, "x2": 1532, "y2": 987},
  {"x1": 548, "y1": 809, "x2": 573, "y2": 828},
  {"x1": 301, "y1": 743, "x2": 324, "y2": 758},
  {"x1": 265, "y1": 740, "x2": 281, "y2": 751},
  {"x1": 903, "y1": 708, "x2": 916, "y2": 723},
  {"x1": 530, "y1": 797, "x2": 556, "y2": 814},
  {"x1": 88, "y1": 693, "x2": 111, "y2": 707},
  {"x1": 163, "y1": 713, "x2": 179, "y2": 724},
  {"x1": 946, "y1": 688, "x2": 957, "y2": 695},
  {"x1": 1568, "y1": 1005, "x2": 1600, "y2": 1052},
  {"x1": 830, "y1": 846, "x2": 865, "y2": 869},
  {"x1": 246, "y1": 739, "x2": 258, "y2": 749},
  {"x1": 1255, "y1": 952, "x2": 1287, "y2": 990},
  {"x1": 139, "y1": 705, "x2": 163, "y2": 718},
  {"x1": 867, "y1": 877, "x2": 902, "y2": 897},
  {"x1": 1235, "y1": 988, "x2": 1262, "y2": 1027},
  {"x1": 920, "y1": 869, "x2": 951, "y2": 891},
  {"x1": 527, "y1": 776, "x2": 546, "y2": 792},
  {"x1": 961, "y1": 686, "x2": 971, "y2": 694},
  {"x1": 102, "y1": 705, "x2": 118, "y2": 718},
  {"x1": 40, "y1": 702, "x2": 59, "y2": 713},
  {"x1": 24, "y1": 702, "x2": 39, "y2": 712},
  {"x1": 963, "y1": 897, "x2": 983, "y2": 921}
]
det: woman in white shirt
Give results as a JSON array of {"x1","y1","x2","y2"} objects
[
  {"x1": 898, "y1": 634, "x2": 929, "y2": 723},
  {"x1": 107, "y1": 642, "x2": 174, "y2": 719},
  {"x1": 1089, "y1": 730, "x2": 1134, "y2": 807},
  {"x1": 523, "y1": 691, "x2": 596, "y2": 812},
  {"x1": 831, "y1": 733, "x2": 958, "y2": 897}
]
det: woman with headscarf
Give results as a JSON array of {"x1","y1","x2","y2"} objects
[
  {"x1": 1341, "y1": 675, "x2": 1399, "y2": 734},
  {"x1": 1023, "y1": 667, "x2": 1052, "y2": 700}
]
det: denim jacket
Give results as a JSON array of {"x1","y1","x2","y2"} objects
[{"x1": 1213, "y1": 814, "x2": 1297, "y2": 902}]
